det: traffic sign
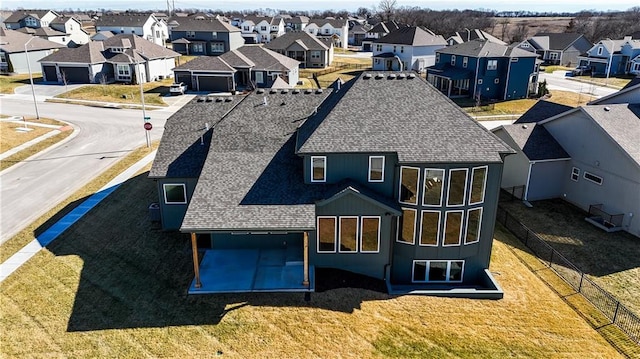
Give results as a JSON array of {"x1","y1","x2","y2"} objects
[
  {"x1": 144, "y1": 122, "x2": 153, "y2": 131},
  {"x1": 144, "y1": 116, "x2": 151, "y2": 122}
]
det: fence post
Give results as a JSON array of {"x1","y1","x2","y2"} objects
[
  {"x1": 578, "y1": 273, "x2": 584, "y2": 292},
  {"x1": 525, "y1": 230, "x2": 529, "y2": 246},
  {"x1": 613, "y1": 302, "x2": 620, "y2": 324},
  {"x1": 549, "y1": 249, "x2": 554, "y2": 267}
]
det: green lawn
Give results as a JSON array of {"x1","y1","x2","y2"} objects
[
  {"x1": 0, "y1": 73, "x2": 43, "y2": 94},
  {"x1": 55, "y1": 79, "x2": 173, "y2": 106},
  {"x1": 0, "y1": 170, "x2": 624, "y2": 357}
]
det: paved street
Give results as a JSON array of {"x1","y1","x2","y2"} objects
[
  {"x1": 0, "y1": 90, "x2": 185, "y2": 243},
  {"x1": 539, "y1": 71, "x2": 618, "y2": 98}
]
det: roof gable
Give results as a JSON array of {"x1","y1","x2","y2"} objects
[
  {"x1": 265, "y1": 31, "x2": 329, "y2": 51},
  {"x1": 496, "y1": 123, "x2": 570, "y2": 160},
  {"x1": 374, "y1": 26, "x2": 446, "y2": 47},
  {"x1": 0, "y1": 28, "x2": 66, "y2": 53}
]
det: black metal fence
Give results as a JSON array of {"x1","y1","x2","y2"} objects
[
  {"x1": 588, "y1": 204, "x2": 625, "y2": 228},
  {"x1": 496, "y1": 206, "x2": 640, "y2": 344}
]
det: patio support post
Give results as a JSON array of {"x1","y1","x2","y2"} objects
[
  {"x1": 302, "y1": 231, "x2": 310, "y2": 287},
  {"x1": 191, "y1": 232, "x2": 201, "y2": 288}
]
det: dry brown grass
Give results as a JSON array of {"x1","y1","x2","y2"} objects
[
  {"x1": 55, "y1": 79, "x2": 173, "y2": 106},
  {"x1": 570, "y1": 76, "x2": 633, "y2": 90},
  {"x1": 0, "y1": 174, "x2": 626, "y2": 357},
  {"x1": 487, "y1": 17, "x2": 573, "y2": 44},
  {"x1": 0, "y1": 127, "x2": 73, "y2": 172},
  {"x1": 463, "y1": 90, "x2": 596, "y2": 117},
  {"x1": 0, "y1": 73, "x2": 43, "y2": 94},
  {"x1": 0, "y1": 122, "x2": 53, "y2": 152}
]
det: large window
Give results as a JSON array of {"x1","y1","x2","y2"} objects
[
  {"x1": 447, "y1": 169, "x2": 468, "y2": 206},
  {"x1": 397, "y1": 208, "x2": 416, "y2": 244},
  {"x1": 465, "y1": 208, "x2": 482, "y2": 244},
  {"x1": 186, "y1": 31, "x2": 195, "y2": 38},
  {"x1": 422, "y1": 169, "x2": 444, "y2": 206},
  {"x1": 317, "y1": 217, "x2": 337, "y2": 252},
  {"x1": 211, "y1": 43, "x2": 224, "y2": 53},
  {"x1": 412, "y1": 260, "x2": 464, "y2": 283},
  {"x1": 339, "y1": 217, "x2": 358, "y2": 252},
  {"x1": 311, "y1": 156, "x2": 326, "y2": 182},
  {"x1": 311, "y1": 51, "x2": 321, "y2": 59},
  {"x1": 584, "y1": 171, "x2": 603, "y2": 185},
  {"x1": 469, "y1": 166, "x2": 487, "y2": 205},
  {"x1": 116, "y1": 64, "x2": 130, "y2": 78},
  {"x1": 487, "y1": 59, "x2": 497, "y2": 70},
  {"x1": 443, "y1": 211, "x2": 463, "y2": 246},
  {"x1": 399, "y1": 166, "x2": 420, "y2": 205},
  {"x1": 360, "y1": 217, "x2": 380, "y2": 252},
  {"x1": 255, "y1": 71, "x2": 264, "y2": 84},
  {"x1": 368, "y1": 156, "x2": 385, "y2": 182},
  {"x1": 419, "y1": 210, "x2": 440, "y2": 246},
  {"x1": 163, "y1": 183, "x2": 187, "y2": 204},
  {"x1": 376, "y1": 44, "x2": 382, "y2": 52},
  {"x1": 192, "y1": 43, "x2": 204, "y2": 53}
]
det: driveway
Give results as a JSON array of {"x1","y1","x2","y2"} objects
[{"x1": 13, "y1": 83, "x2": 85, "y2": 98}]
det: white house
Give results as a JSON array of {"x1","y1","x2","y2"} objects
[
  {"x1": 239, "y1": 16, "x2": 285, "y2": 44},
  {"x1": 50, "y1": 16, "x2": 90, "y2": 46},
  {"x1": 96, "y1": 13, "x2": 168, "y2": 47},
  {"x1": 372, "y1": 26, "x2": 447, "y2": 72},
  {"x1": 306, "y1": 19, "x2": 348, "y2": 49}
]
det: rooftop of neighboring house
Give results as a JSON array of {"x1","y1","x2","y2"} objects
[
  {"x1": 437, "y1": 38, "x2": 538, "y2": 58},
  {"x1": 495, "y1": 123, "x2": 570, "y2": 160},
  {"x1": 16, "y1": 26, "x2": 67, "y2": 37},
  {"x1": 350, "y1": 24, "x2": 370, "y2": 34},
  {"x1": 168, "y1": 16, "x2": 239, "y2": 32},
  {"x1": 514, "y1": 100, "x2": 573, "y2": 124},
  {"x1": 373, "y1": 26, "x2": 447, "y2": 47},
  {"x1": 448, "y1": 29, "x2": 506, "y2": 45},
  {"x1": 241, "y1": 16, "x2": 281, "y2": 26},
  {"x1": 287, "y1": 16, "x2": 309, "y2": 24},
  {"x1": 222, "y1": 45, "x2": 300, "y2": 71},
  {"x1": 38, "y1": 41, "x2": 106, "y2": 64},
  {"x1": 308, "y1": 18, "x2": 348, "y2": 28},
  {"x1": 4, "y1": 9, "x2": 57, "y2": 23},
  {"x1": 50, "y1": 15, "x2": 83, "y2": 26},
  {"x1": 528, "y1": 32, "x2": 590, "y2": 51},
  {"x1": 91, "y1": 30, "x2": 114, "y2": 40},
  {"x1": 172, "y1": 55, "x2": 236, "y2": 73},
  {"x1": 367, "y1": 20, "x2": 403, "y2": 34},
  {"x1": 0, "y1": 28, "x2": 66, "y2": 53},
  {"x1": 265, "y1": 31, "x2": 330, "y2": 51},
  {"x1": 96, "y1": 13, "x2": 156, "y2": 27}
]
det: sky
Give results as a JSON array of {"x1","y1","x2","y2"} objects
[{"x1": 1, "y1": 0, "x2": 638, "y2": 13}]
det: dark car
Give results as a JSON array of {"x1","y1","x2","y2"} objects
[{"x1": 572, "y1": 66, "x2": 592, "y2": 76}]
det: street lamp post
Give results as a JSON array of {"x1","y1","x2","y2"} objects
[
  {"x1": 24, "y1": 36, "x2": 40, "y2": 120},
  {"x1": 124, "y1": 52, "x2": 150, "y2": 148}
]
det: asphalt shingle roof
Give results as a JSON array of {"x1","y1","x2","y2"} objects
[
  {"x1": 297, "y1": 72, "x2": 514, "y2": 163},
  {"x1": 308, "y1": 18, "x2": 347, "y2": 28},
  {"x1": 169, "y1": 16, "x2": 239, "y2": 32},
  {"x1": 265, "y1": 31, "x2": 329, "y2": 51},
  {"x1": 531, "y1": 33, "x2": 586, "y2": 51},
  {"x1": 221, "y1": 45, "x2": 299, "y2": 71},
  {"x1": 515, "y1": 100, "x2": 573, "y2": 124},
  {"x1": 0, "y1": 28, "x2": 66, "y2": 53},
  {"x1": 498, "y1": 123, "x2": 570, "y2": 160},
  {"x1": 172, "y1": 55, "x2": 236, "y2": 72},
  {"x1": 39, "y1": 41, "x2": 106, "y2": 63},
  {"x1": 373, "y1": 26, "x2": 446, "y2": 47},
  {"x1": 16, "y1": 27, "x2": 67, "y2": 36},
  {"x1": 96, "y1": 13, "x2": 155, "y2": 27},
  {"x1": 4, "y1": 10, "x2": 54, "y2": 23},
  {"x1": 437, "y1": 39, "x2": 538, "y2": 58}
]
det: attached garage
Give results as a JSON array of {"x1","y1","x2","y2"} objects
[
  {"x1": 58, "y1": 66, "x2": 90, "y2": 84},
  {"x1": 195, "y1": 75, "x2": 232, "y2": 92},
  {"x1": 174, "y1": 71, "x2": 193, "y2": 89},
  {"x1": 42, "y1": 65, "x2": 57, "y2": 82}
]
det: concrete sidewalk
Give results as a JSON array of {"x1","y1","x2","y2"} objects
[{"x1": 0, "y1": 150, "x2": 157, "y2": 283}]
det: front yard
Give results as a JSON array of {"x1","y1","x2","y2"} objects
[
  {"x1": 0, "y1": 73, "x2": 43, "y2": 94},
  {"x1": 0, "y1": 167, "x2": 624, "y2": 357},
  {"x1": 54, "y1": 78, "x2": 174, "y2": 106}
]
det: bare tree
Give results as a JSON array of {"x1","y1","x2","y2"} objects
[
  {"x1": 499, "y1": 18, "x2": 510, "y2": 42},
  {"x1": 378, "y1": 0, "x2": 397, "y2": 21},
  {"x1": 61, "y1": 70, "x2": 68, "y2": 91}
]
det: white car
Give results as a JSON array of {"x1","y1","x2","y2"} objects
[{"x1": 170, "y1": 82, "x2": 187, "y2": 95}]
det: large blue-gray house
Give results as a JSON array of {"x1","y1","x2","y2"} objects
[
  {"x1": 427, "y1": 39, "x2": 540, "y2": 101},
  {"x1": 168, "y1": 16, "x2": 244, "y2": 56},
  {"x1": 149, "y1": 72, "x2": 514, "y2": 298}
]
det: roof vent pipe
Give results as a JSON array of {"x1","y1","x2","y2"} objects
[
  {"x1": 604, "y1": 106, "x2": 610, "y2": 111},
  {"x1": 263, "y1": 96, "x2": 268, "y2": 106}
]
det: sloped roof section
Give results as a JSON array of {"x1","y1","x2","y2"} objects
[
  {"x1": 297, "y1": 72, "x2": 514, "y2": 163},
  {"x1": 531, "y1": 32, "x2": 587, "y2": 51},
  {"x1": 39, "y1": 41, "x2": 105, "y2": 63},
  {"x1": 498, "y1": 123, "x2": 570, "y2": 160},
  {"x1": 438, "y1": 39, "x2": 537, "y2": 58},
  {"x1": 103, "y1": 34, "x2": 179, "y2": 60},
  {"x1": 374, "y1": 26, "x2": 446, "y2": 47},
  {"x1": 581, "y1": 104, "x2": 640, "y2": 167},
  {"x1": 515, "y1": 100, "x2": 574, "y2": 124},
  {"x1": 173, "y1": 55, "x2": 236, "y2": 72},
  {"x1": 96, "y1": 13, "x2": 154, "y2": 27},
  {"x1": 221, "y1": 45, "x2": 299, "y2": 72},
  {"x1": 0, "y1": 28, "x2": 66, "y2": 53},
  {"x1": 265, "y1": 31, "x2": 329, "y2": 51},
  {"x1": 169, "y1": 16, "x2": 239, "y2": 32}
]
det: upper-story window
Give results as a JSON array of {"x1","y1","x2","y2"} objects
[
  {"x1": 463, "y1": 57, "x2": 468, "y2": 68},
  {"x1": 311, "y1": 156, "x2": 326, "y2": 182},
  {"x1": 469, "y1": 166, "x2": 487, "y2": 205},
  {"x1": 186, "y1": 31, "x2": 195, "y2": 38},
  {"x1": 399, "y1": 166, "x2": 420, "y2": 205},
  {"x1": 464, "y1": 208, "x2": 482, "y2": 244},
  {"x1": 324, "y1": 28, "x2": 330, "y2": 34},
  {"x1": 211, "y1": 43, "x2": 224, "y2": 53},
  {"x1": 436, "y1": 53, "x2": 440, "y2": 63},
  {"x1": 400, "y1": 46, "x2": 404, "y2": 53},
  {"x1": 422, "y1": 169, "x2": 444, "y2": 206},
  {"x1": 376, "y1": 44, "x2": 382, "y2": 52},
  {"x1": 487, "y1": 59, "x2": 498, "y2": 71},
  {"x1": 368, "y1": 156, "x2": 385, "y2": 182},
  {"x1": 163, "y1": 183, "x2": 187, "y2": 204},
  {"x1": 597, "y1": 46, "x2": 603, "y2": 55},
  {"x1": 311, "y1": 51, "x2": 321, "y2": 59},
  {"x1": 393, "y1": 45, "x2": 397, "y2": 53},
  {"x1": 521, "y1": 42, "x2": 530, "y2": 48},
  {"x1": 211, "y1": 31, "x2": 217, "y2": 38},
  {"x1": 446, "y1": 169, "x2": 468, "y2": 206},
  {"x1": 397, "y1": 208, "x2": 416, "y2": 244},
  {"x1": 451, "y1": 55, "x2": 456, "y2": 66},
  {"x1": 243, "y1": 26, "x2": 250, "y2": 31},
  {"x1": 261, "y1": 26, "x2": 267, "y2": 31},
  {"x1": 25, "y1": 17, "x2": 37, "y2": 27}
]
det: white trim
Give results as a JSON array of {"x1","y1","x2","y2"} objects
[
  {"x1": 571, "y1": 167, "x2": 580, "y2": 182},
  {"x1": 464, "y1": 207, "x2": 482, "y2": 245},
  {"x1": 469, "y1": 166, "x2": 488, "y2": 205},
  {"x1": 162, "y1": 183, "x2": 187, "y2": 204},
  {"x1": 368, "y1": 156, "x2": 385, "y2": 182},
  {"x1": 419, "y1": 210, "x2": 440, "y2": 247},
  {"x1": 311, "y1": 156, "x2": 326, "y2": 183},
  {"x1": 396, "y1": 208, "x2": 417, "y2": 245},
  {"x1": 583, "y1": 171, "x2": 603, "y2": 185},
  {"x1": 443, "y1": 210, "x2": 464, "y2": 247},
  {"x1": 316, "y1": 216, "x2": 337, "y2": 253},
  {"x1": 359, "y1": 216, "x2": 381, "y2": 253},
  {"x1": 422, "y1": 168, "x2": 444, "y2": 207},
  {"x1": 412, "y1": 260, "x2": 465, "y2": 283},
  {"x1": 446, "y1": 168, "x2": 468, "y2": 207},
  {"x1": 399, "y1": 166, "x2": 420, "y2": 205},
  {"x1": 524, "y1": 162, "x2": 532, "y2": 201},
  {"x1": 338, "y1": 216, "x2": 359, "y2": 253}
]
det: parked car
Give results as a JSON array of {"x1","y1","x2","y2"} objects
[
  {"x1": 572, "y1": 66, "x2": 592, "y2": 76},
  {"x1": 170, "y1": 82, "x2": 187, "y2": 95}
]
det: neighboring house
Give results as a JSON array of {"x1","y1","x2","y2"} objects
[
  {"x1": 447, "y1": 29, "x2": 506, "y2": 46},
  {"x1": 172, "y1": 45, "x2": 300, "y2": 92},
  {"x1": 16, "y1": 27, "x2": 69, "y2": 46},
  {"x1": 305, "y1": 19, "x2": 348, "y2": 49},
  {"x1": 38, "y1": 34, "x2": 179, "y2": 84},
  {"x1": 265, "y1": 31, "x2": 333, "y2": 68},
  {"x1": 427, "y1": 39, "x2": 540, "y2": 100},
  {"x1": 3, "y1": 10, "x2": 59, "y2": 29},
  {"x1": 149, "y1": 71, "x2": 514, "y2": 297},
  {"x1": 168, "y1": 16, "x2": 244, "y2": 55},
  {"x1": 49, "y1": 15, "x2": 90, "y2": 46},
  {"x1": 238, "y1": 16, "x2": 285, "y2": 44},
  {"x1": 349, "y1": 24, "x2": 370, "y2": 47},
  {"x1": 492, "y1": 84, "x2": 640, "y2": 237},
  {"x1": 96, "y1": 13, "x2": 168, "y2": 46},
  {"x1": 361, "y1": 21, "x2": 403, "y2": 51},
  {"x1": 91, "y1": 31, "x2": 114, "y2": 41},
  {"x1": 579, "y1": 36, "x2": 640, "y2": 76},
  {"x1": 516, "y1": 33, "x2": 592, "y2": 67},
  {"x1": 283, "y1": 15, "x2": 309, "y2": 31},
  {"x1": 372, "y1": 26, "x2": 447, "y2": 72},
  {"x1": 0, "y1": 28, "x2": 65, "y2": 74}
]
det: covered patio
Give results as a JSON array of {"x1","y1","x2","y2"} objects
[{"x1": 426, "y1": 67, "x2": 472, "y2": 98}]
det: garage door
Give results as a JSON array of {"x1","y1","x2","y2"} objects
[
  {"x1": 42, "y1": 65, "x2": 57, "y2": 82},
  {"x1": 197, "y1": 76, "x2": 231, "y2": 92},
  {"x1": 175, "y1": 72, "x2": 192, "y2": 89},
  {"x1": 58, "y1": 66, "x2": 90, "y2": 84}
]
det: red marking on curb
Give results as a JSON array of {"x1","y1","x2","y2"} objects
[{"x1": 59, "y1": 126, "x2": 73, "y2": 131}]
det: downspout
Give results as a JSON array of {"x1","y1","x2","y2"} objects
[
  {"x1": 504, "y1": 57, "x2": 512, "y2": 100},
  {"x1": 524, "y1": 161, "x2": 533, "y2": 201},
  {"x1": 473, "y1": 56, "x2": 480, "y2": 99},
  {"x1": 393, "y1": 55, "x2": 403, "y2": 71}
]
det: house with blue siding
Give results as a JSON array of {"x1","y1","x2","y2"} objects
[
  {"x1": 168, "y1": 16, "x2": 244, "y2": 56},
  {"x1": 427, "y1": 39, "x2": 540, "y2": 100},
  {"x1": 372, "y1": 26, "x2": 446, "y2": 72},
  {"x1": 578, "y1": 36, "x2": 640, "y2": 76},
  {"x1": 149, "y1": 71, "x2": 514, "y2": 298}
]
